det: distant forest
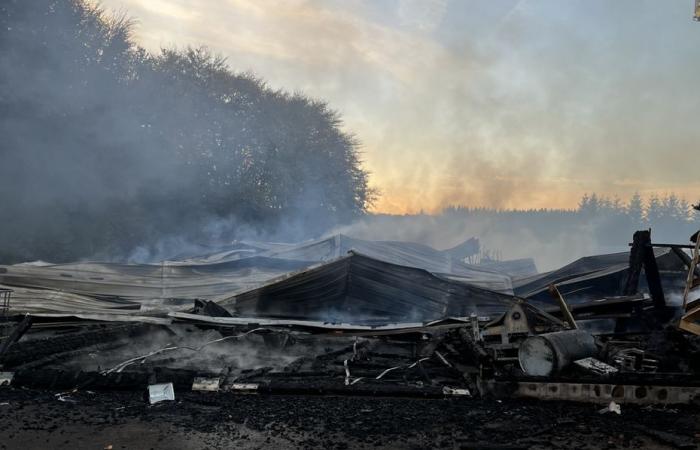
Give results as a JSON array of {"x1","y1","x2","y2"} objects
[
  {"x1": 335, "y1": 192, "x2": 700, "y2": 273},
  {"x1": 0, "y1": 0, "x2": 373, "y2": 263},
  {"x1": 439, "y1": 192, "x2": 700, "y2": 256}
]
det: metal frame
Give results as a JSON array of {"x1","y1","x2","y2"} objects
[
  {"x1": 0, "y1": 288, "x2": 11, "y2": 318},
  {"x1": 679, "y1": 233, "x2": 700, "y2": 335}
]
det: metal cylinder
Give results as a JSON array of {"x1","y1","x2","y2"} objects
[{"x1": 518, "y1": 330, "x2": 597, "y2": 377}]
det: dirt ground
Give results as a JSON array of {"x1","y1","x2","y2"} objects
[{"x1": 0, "y1": 388, "x2": 699, "y2": 449}]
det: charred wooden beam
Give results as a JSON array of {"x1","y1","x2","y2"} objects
[
  {"x1": 624, "y1": 231, "x2": 646, "y2": 296},
  {"x1": 628, "y1": 243, "x2": 695, "y2": 249},
  {"x1": 545, "y1": 295, "x2": 645, "y2": 319},
  {"x1": 643, "y1": 251, "x2": 666, "y2": 311},
  {"x1": 625, "y1": 230, "x2": 665, "y2": 310},
  {"x1": 548, "y1": 284, "x2": 578, "y2": 329},
  {"x1": 671, "y1": 246, "x2": 700, "y2": 277},
  {"x1": 0, "y1": 314, "x2": 32, "y2": 364}
]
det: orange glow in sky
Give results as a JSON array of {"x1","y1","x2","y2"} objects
[{"x1": 100, "y1": 0, "x2": 700, "y2": 214}]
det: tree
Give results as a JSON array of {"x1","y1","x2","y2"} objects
[
  {"x1": 647, "y1": 194, "x2": 662, "y2": 224},
  {"x1": 0, "y1": 0, "x2": 374, "y2": 263},
  {"x1": 627, "y1": 192, "x2": 644, "y2": 225}
]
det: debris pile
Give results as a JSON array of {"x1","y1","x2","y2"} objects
[{"x1": 1, "y1": 230, "x2": 699, "y2": 415}]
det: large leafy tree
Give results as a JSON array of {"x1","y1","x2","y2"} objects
[{"x1": 0, "y1": 0, "x2": 374, "y2": 263}]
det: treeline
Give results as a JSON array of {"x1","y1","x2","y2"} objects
[
  {"x1": 442, "y1": 193, "x2": 700, "y2": 248},
  {"x1": 0, "y1": 0, "x2": 373, "y2": 263}
]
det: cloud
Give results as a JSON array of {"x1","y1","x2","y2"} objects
[
  {"x1": 397, "y1": 0, "x2": 448, "y2": 32},
  {"x1": 99, "y1": 0, "x2": 700, "y2": 213}
]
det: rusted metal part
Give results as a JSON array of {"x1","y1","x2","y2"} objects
[{"x1": 480, "y1": 304, "x2": 530, "y2": 363}]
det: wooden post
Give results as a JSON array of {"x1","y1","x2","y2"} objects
[
  {"x1": 625, "y1": 230, "x2": 665, "y2": 310},
  {"x1": 0, "y1": 314, "x2": 32, "y2": 364},
  {"x1": 548, "y1": 284, "x2": 578, "y2": 330}
]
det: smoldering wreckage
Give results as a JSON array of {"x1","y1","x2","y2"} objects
[{"x1": 2, "y1": 231, "x2": 700, "y2": 448}]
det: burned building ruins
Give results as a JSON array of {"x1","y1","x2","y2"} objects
[{"x1": 1, "y1": 230, "x2": 700, "y2": 446}]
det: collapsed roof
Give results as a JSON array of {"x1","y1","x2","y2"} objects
[
  {"x1": 0, "y1": 234, "x2": 523, "y2": 320},
  {"x1": 180, "y1": 234, "x2": 519, "y2": 292},
  {"x1": 0, "y1": 233, "x2": 689, "y2": 326},
  {"x1": 514, "y1": 248, "x2": 688, "y2": 306},
  {"x1": 216, "y1": 252, "x2": 513, "y2": 323}
]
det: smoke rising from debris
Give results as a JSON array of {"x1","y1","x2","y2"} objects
[{"x1": 0, "y1": 0, "x2": 372, "y2": 264}]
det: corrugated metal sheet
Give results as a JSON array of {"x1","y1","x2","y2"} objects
[
  {"x1": 221, "y1": 252, "x2": 513, "y2": 323},
  {"x1": 513, "y1": 248, "x2": 682, "y2": 305},
  {"x1": 0, "y1": 235, "x2": 516, "y2": 317},
  {"x1": 1, "y1": 283, "x2": 139, "y2": 315},
  {"x1": 0, "y1": 257, "x2": 311, "y2": 306}
]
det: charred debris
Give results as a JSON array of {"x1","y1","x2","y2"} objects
[{"x1": 1, "y1": 231, "x2": 700, "y2": 406}]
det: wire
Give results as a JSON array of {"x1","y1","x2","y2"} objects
[
  {"x1": 100, "y1": 327, "x2": 268, "y2": 374},
  {"x1": 375, "y1": 357, "x2": 431, "y2": 380}
]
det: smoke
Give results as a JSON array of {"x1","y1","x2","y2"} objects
[
  {"x1": 5, "y1": 1, "x2": 699, "y2": 266},
  {"x1": 334, "y1": 205, "x2": 698, "y2": 272},
  {"x1": 62, "y1": 327, "x2": 302, "y2": 374},
  {"x1": 59, "y1": 326, "x2": 362, "y2": 376},
  {"x1": 99, "y1": 0, "x2": 700, "y2": 213},
  {"x1": 376, "y1": 0, "x2": 700, "y2": 212},
  {"x1": 0, "y1": 1, "x2": 371, "y2": 264},
  {"x1": 333, "y1": 213, "x2": 602, "y2": 272}
]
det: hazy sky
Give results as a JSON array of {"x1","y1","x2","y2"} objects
[{"x1": 100, "y1": 0, "x2": 700, "y2": 213}]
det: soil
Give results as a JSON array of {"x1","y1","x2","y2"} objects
[{"x1": 1, "y1": 388, "x2": 698, "y2": 449}]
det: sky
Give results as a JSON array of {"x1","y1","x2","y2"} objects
[{"x1": 99, "y1": 0, "x2": 700, "y2": 214}]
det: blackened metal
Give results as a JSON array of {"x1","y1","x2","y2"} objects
[
  {"x1": 643, "y1": 250, "x2": 666, "y2": 311},
  {"x1": 0, "y1": 314, "x2": 32, "y2": 364},
  {"x1": 627, "y1": 243, "x2": 695, "y2": 249},
  {"x1": 671, "y1": 246, "x2": 700, "y2": 277},
  {"x1": 518, "y1": 330, "x2": 597, "y2": 377},
  {"x1": 624, "y1": 231, "x2": 647, "y2": 296},
  {"x1": 0, "y1": 288, "x2": 11, "y2": 318},
  {"x1": 625, "y1": 231, "x2": 665, "y2": 309}
]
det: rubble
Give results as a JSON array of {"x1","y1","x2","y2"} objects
[
  {"x1": 0, "y1": 371, "x2": 13, "y2": 386},
  {"x1": 598, "y1": 400, "x2": 622, "y2": 415},
  {"x1": 573, "y1": 357, "x2": 619, "y2": 376},
  {"x1": 192, "y1": 377, "x2": 221, "y2": 392},
  {"x1": 0, "y1": 230, "x2": 699, "y2": 446}
]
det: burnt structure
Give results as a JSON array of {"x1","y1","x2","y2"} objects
[{"x1": 0, "y1": 230, "x2": 699, "y2": 422}]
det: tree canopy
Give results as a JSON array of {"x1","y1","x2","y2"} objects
[{"x1": 0, "y1": 0, "x2": 374, "y2": 263}]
